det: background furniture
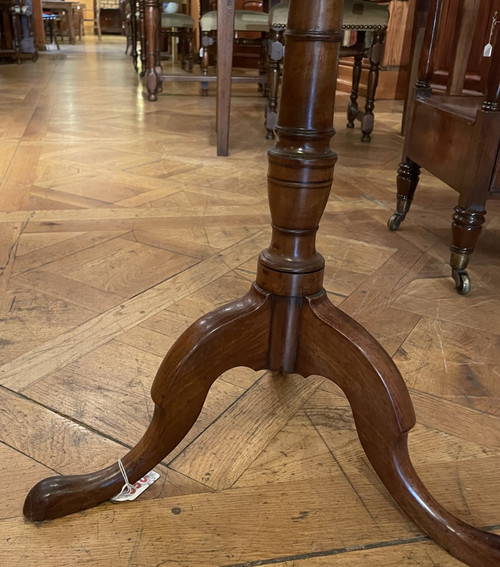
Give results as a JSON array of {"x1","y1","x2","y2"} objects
[
  {"x1": 144, "y1": 0, "x2": 264, "y2": 155},
  {"x1": 199, "y1": 7, "x2": 268, "y2": 95},
  {"x1": 81, "y1": 0, "x2": 101, "y2": 39},
  {"x1": 42, "y1": 11, "x2": 62, "y2": 47},
  {"x1": 159, "y1": 0, "x2": 195, "y2": 72},
  {"x1": 42, "y1": 0, "x2": 78, "y2": 43},
  {"x1": 0, "y1": 0, "x2": 38, "y2": 61},
  {"x1": 23, "y1": 4, "x2": 500, "y2": 567},
  {"x1": 128, "y1": 0, "x2": 144, "y2": 72},
  {"x1": 388, "y1": 0, "x2": 500, "y2": 294},
  {"x1": 98, "y1": 0, "x2": 122, "y2": 33},
  {"x1": 266, "y1": 0, "x2": 390, "y2": 141}
]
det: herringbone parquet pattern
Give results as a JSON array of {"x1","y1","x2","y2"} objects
[{"x1": 1, "y1": 36, "x2": 499, "y2": 567}]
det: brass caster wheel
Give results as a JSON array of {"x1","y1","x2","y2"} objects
[
  {"x1": 346, "y1": 121, "x2": 355, "y2": 128},
  {"x1": 452, "y1": 269, "x2": 471, "y2": 295},
  {"x1": 387, "y1": 213, "x2": 404, "y2": 231},
  {"x1": 361, "y1": 134, "x2": 371, "y2": 143}
]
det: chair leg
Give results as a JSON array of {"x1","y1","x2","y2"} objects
[
  {"x1": 347, "y1": 44, "x2": 364, "y2": 128},
  {"x1": 258, "y1": 34, "x2": 267, "y2": 94},
  {"x1": 96, "y1": 16, "x2": 102, "y2": 42},
  {"x1": 145, "y1": 0, "x2": 159, "y2": 100},
  {"x1": 129, "y1": 0, "x2": 138, "y2": 71},
  {"x1": 187, "y1": 29, "x2": 194, "y2": 72},
  {"x1": 361, "y1": 30, "x2": 385, "y2": 142},
  {"x1": 387, "y1": 157, "x2": 420, "y2": 231},
  {"x1": 265, "y1": 25, "x2": 284, "y2": 139},
  {"x1": 179, "y1": 31, "x2": 186, "y2": 69},
  {"x1": 139, "y1": 0, "x2": 147, "y2": 76},
  {"x1": 154, "y1": 15, "x2": 162, "y2": 75},
  {"x1": 450, "y1": 205, "x2": 486, "y2": 295},
  {"x1": 200, "y1": 31, "x2": 212, "y2": 96},
  {"x1": 179, "y1": 30, "x2": 194, "y2": 73}
]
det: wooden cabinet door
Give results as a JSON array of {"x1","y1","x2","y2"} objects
[{"x1": 431, "y1": 0, "x2": 498, "y2": 93}]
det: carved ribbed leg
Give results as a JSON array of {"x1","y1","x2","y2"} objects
[
  {"x1": 129, "y1": 0, "x2": 138, "y2": 71},
  {"x1": 361, "y1": 30, "x2": 385, "y2": 142},
  {"x1": 265, "y1": 25, "x2": 284, "y2": 139},
  {"x1": 154, "y1": 3, "x2": 162, "y2": 76},
  {"x1": 138, "y1": 0, "x2": 146, "y2": 76},
  {"x1": 185, "y1": 29, "x2": 194, "y2": 72},
  {"x1": 144, "y1": 0, "x2": 159, "y2": 100},
  {"x1": 258, "y1": 34, "x2": 268, "y2": 94},
  {"x1": 450, "y1": 205, "x2": 486, "y2": 294},
  {"x1": 347, "y1": 48, "x2": 364, "y2": 128},
  {"x1": 200, "y1": 31, "x2": 212, "y2": 96},
  {"x1": 388, "y1": 157, "x2": 421, "y2": 230}
]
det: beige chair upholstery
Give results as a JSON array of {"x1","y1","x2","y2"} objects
[
  {"x1": 200, "y1": 10, "x2": 269, "y2": 33},
  {"x1": 161, "y1": 12, "x2": 194, "y2": 29},
  {"x1": 160, "y1": 0, "x2": 195, "y2": 72},
  {"x1": 269, "y1": 0, "x2": 389, "y2": 30},
  {"x1": 199, "y1": 8, "x2": 269, "y2": 96},
  {"x1": 266, "y1": 0, "x2": 390, "y2": 142}
]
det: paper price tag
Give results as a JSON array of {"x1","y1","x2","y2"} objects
[
  {"x1": 484, "y1": 11, "x2": 498, "y2": 58},
  {"x1": 111, "y1": 470, "x2": 160, "y2": 502}
]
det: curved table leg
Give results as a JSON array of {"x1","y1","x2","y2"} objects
[
  {"x1": 295, "y1": 291, "x2": 500, "y2": 567},
  {"x1": 24, "y1": 285, "x2": 271, "y2": 521}
]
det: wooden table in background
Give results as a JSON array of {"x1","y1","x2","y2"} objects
[{"x1": 42, "y1": 0, "x2": 80, "y2": 43}]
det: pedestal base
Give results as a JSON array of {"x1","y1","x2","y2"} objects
[{"x1": 24, "y1": 285, "x2": 500, "y2": 566}]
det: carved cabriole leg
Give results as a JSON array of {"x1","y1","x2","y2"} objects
[
  {"x1": 450, "y1": 205, "x2": 486, "y2": 295},
  {"x1": 361, "y1": 29, "x2": 385, "y2": 142},
  {"x1": 145, "y1": 0, "x2": 159, "y2": 101},
  {"x1": 23, "y1": 287, "x2": 272, "y2": 521},
  {"x1": 387, "y1": 157, "x2": 420, "y2": 231},
  {"x1": 265, "y1": 25, "x2": 284, "y2": 140},
  {"x1": 296, "y1": 292, "x2": 500, "y2": 567}
]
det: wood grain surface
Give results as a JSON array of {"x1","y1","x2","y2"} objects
[{"x1": 0, "y1": 33, "x2": 499, "y2": 566}]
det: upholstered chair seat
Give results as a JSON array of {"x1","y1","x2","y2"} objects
[{"x1": 266, "y1": 0, "x2": 389, "y2": 141}]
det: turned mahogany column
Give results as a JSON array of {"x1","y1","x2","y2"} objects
[{"x1": 24, "y1": 2, "x2": 500, "y2": 566}]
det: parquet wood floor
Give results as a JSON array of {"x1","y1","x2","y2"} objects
[{"x1": 1, "y1": 36, "x2": 499, "y2": 567}]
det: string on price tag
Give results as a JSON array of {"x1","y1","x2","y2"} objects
[
  {"x1": 111, "y1": 459, "x2": 160, "y2": 503},
  {"x1": 483, "y1": 11, "x2": 498, "y2": 57}
]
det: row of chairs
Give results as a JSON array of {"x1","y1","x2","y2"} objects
[
  {"x1": 125, "y1": 1, "x2": 500, "y2": 294},
  {"x1": 127, "y1": 0, "x2": 390, "y2": 143}
]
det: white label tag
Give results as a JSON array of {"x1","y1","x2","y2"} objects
[
  {"x1": 111, "y1": 470, "x2": 160, "y2": 502},
  {"x1": 484, "y1": 11, "x2": 498, "y2": 58}
]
